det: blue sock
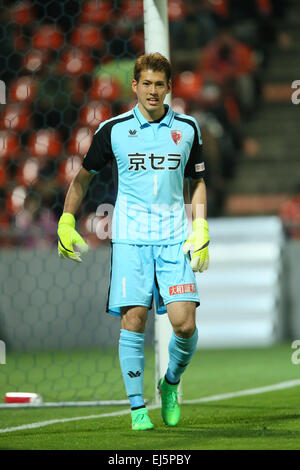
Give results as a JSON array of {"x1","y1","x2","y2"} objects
[
  {"x1": 165, "y1": 328, "x2": 198, "y2": 385},
  {"x1": 119, "y1": 329, "x2": 145, "y2": 409}
]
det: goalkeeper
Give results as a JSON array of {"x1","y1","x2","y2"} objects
[{"x1": 58, "y1": 53, "x2": 209, "y2": 431}]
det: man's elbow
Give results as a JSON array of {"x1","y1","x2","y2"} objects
[{"x1": 191, "y1": 177, "x2": 205, "y2": 189}]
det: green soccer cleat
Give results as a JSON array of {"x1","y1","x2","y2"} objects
[
  {"x1": 131, "y1": 407, "x2": 154, "y2": 431},
  {"x1": 158, "y1": 377, "x2": 181, "y2": 426}
]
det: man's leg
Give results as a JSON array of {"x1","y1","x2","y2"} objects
[
  {"x1": 119, "y1": 306, "x2": 154, "y2": 430},
  {"x1": 158, "y1": 301, "x2": 198, "y2": 426},
  {"x1": 166, "y1": 301, "x2": 198, "y2": 383}
]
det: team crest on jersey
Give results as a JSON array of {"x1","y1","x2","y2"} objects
[{"x1": 171, "y1": 130, "x2": 182, "y2": 145}]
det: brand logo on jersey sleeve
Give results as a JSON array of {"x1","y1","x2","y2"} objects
[
  {"x1": 195, "y1": 162, "x2": 205, "y2": 172},
  {"x1": 171, "y1": 130, "x2": 182, "y2": 145}
]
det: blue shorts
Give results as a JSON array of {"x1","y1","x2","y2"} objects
[{"x1": 107, "y1": 242, "x2": 200, "y2": 316}]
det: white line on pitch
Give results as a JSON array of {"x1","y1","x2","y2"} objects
[
  {"x1": 183, "y1": 378, "x2": 300, "y2": 404},
  {"x1": 0, "y1": 379, "x2": 300, "y2": 434}
]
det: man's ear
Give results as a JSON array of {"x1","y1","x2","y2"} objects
[
  {"x1": 132, "y1": 79, "x2": 137, "y2": 94},
  {"x1": 167, "y1": 80, "x2": 172, "y2": 94}
]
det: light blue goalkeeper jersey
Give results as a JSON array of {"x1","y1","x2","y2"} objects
[{"x1": 82, "y1": 104, "x2": 205, "y2": 245}]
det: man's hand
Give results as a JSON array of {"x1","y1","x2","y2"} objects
[
  {"x1": 183, "y1": 218, "x2": 210, "y2": 272},
  {"x1": 57, "y1": 212, "x2": 88, "y2": 263}
]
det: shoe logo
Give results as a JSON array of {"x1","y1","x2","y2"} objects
[
  {"x1": 129, "y1": 129, "x2": 138, "y2": 137},
  {"x1": 128, "y1": 370, "x2": 141, "y2": 378}
]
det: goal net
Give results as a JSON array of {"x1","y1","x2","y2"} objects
[{"x1": 0, "y1": 0, "x2": 172, "y2": 407}]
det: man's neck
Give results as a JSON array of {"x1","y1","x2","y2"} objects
[
  {"x1": 137, "y1": 103, "x2": 166, "y2": 122},
  {"x1": 148, "y1": 108, "x2": 168, "y2": 123}
]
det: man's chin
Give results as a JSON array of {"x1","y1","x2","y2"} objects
[
  {"x1": 146, "y1": 101, "x2": 164, "y2": 113},
  {"x1": 138, "y1": 101, "x2": 164, "y2": 119},
  {"x1": 146, "y1": 102, "x2": 160, "y2": 109}
]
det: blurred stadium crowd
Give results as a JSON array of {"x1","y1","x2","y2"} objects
[{"x1": 0, "y1": 0, "x2": 292, "y2": 248}]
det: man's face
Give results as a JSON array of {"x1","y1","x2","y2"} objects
[{"x1": 132, "y1": 69, "x2": 171, "y2": 120}]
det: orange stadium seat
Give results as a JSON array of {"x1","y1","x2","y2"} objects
[
  {"x1": 120, "y1": 98, "x2": 137, "y2": 114},
  {"x1": 0, "y1": 130, "x2": 21, "y2": 161},
  {"x1": 70, "y1": 24, "x2": 105, "y2": 49},
  {"x1": 60, "y1": 48, "x2": 94, "y2": 76},
  {"x1": 0, "y1": 103, "x2": 32, "y2": 132},
  {"x1": 79, "y1": 101, "x2": 111, "y2": 129},
  {"x1": 32, "y1": 25, "x2": 64, "y2": 50},
  {"x1": 23, "y1": 50, "x2": 49, "y2": 73},
  {"x1": 68, "y1": 127, "x2": 93, "y2": 156},
  {"x1": 58, "y1": 155, "x2": 82, "y2": 186},
  {"x1": 0, "y1": 164, "x2": 8, "y2": 188},
  {"x1": 168, "y1": 0, "x2": 187, "y2": 21},
  {"x1": 172, "y1": 97, "x2": 188, "y2": 114},
  {"x1": 9, "y1": 76, "x2": 37, "y2": 103},
  {"x1": 28, "y1": 129, "x2": 63, "y2": 159},
  {"x1": 172, "y1": 71, "x2": 203, "y2": 100},
  {"x1": 11, "y1": 1, "x2": 35, "y2": 26},
  {"x1": 80, "y1": 0, "x2": 113, "y2": 24},
  {"x1": 15, "y1": 157, "x2": 40, "y2": 186},
  {"x1": 12, "y1": 29, "x2": 28, "y2": 51},
  {"x1": 6, "y1": 185, "x2": 28, "y2": 215},
  {"x1": 129, "y1": 30, "x2": 145, "y2": 55},
  {"x1": 122, "y1": 0, "x2": 143, "y2": 20},
  {"x1": 89, "y1": 76, "x2": 121, "y2": 101},
  {"x1": 68, "y1": 77, "x2": 86, "y2": 105}
]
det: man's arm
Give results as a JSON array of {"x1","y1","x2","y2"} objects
[
  {"x1": 190, "y1": 177, "x2": 207, "y2": 220},
  {"x1": 63, "y1": 166, "x2": 95, "y2": 214},
  {"x1": 57, "y1": 166, "x2": 95, "y2": 262},
  {"x1": 183, "y1": 177, "x2": 209, "y2": 273}
]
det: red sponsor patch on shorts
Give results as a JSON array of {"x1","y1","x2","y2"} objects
[{"x1": 169, "y1": 283, "x2": 196, "y2": 296}]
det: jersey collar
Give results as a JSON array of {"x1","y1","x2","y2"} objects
[{"x1": 133, "y1": 104, "x2": 175, "y2": 128}]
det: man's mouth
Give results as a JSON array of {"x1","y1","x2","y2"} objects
[{"x1": 147, "y1": 97, "x2": 159, "y2": 104}]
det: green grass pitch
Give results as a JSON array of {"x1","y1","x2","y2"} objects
[{"x1": 0, "y1": 343, "x2": 300, "y2": 450}]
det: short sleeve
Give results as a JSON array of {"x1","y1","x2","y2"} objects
[
  {"x1": 82, "y1": 122, "x2": 113, "y2": 174},
  {"x1": 184, "y1": 119, "x2": 206, "y2": 180}
]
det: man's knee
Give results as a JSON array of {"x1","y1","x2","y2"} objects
[
  {"x1": 167, "y1": 301, "x2": 196, "y2": 338},
  {"x1": 121, "y1": 306, "x2": 148, "y2": 333},
  {"x1": 173, "y1": 321, "x2": 196, "y2": 338}
]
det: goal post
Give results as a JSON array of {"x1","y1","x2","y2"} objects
[
  {"x1": 143, "y1": 0, "x2": 176, "y2": 404},
  {"x1": 143, "y1": 0, "x2": 171, "y2": 108}
]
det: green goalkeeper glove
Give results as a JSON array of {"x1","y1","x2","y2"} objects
[
  {"x1": 57, "y1": 212, "x2": 88, "y2": 263},
  {"x1": 183, "y1": 218, "x2": 210, "y2": 273}
]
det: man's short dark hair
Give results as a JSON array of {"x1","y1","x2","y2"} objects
[{"x1": 134, "y1": 52, "x2": 171, "y2": 83}]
